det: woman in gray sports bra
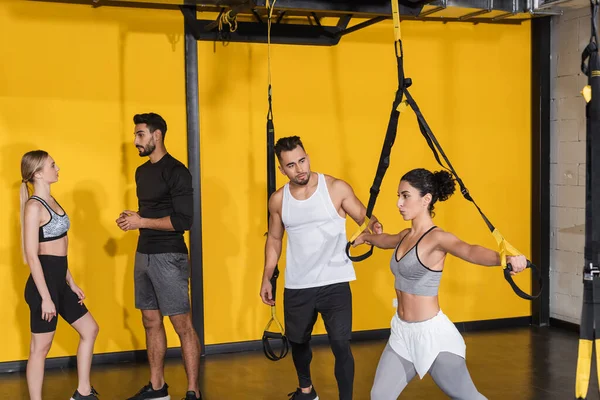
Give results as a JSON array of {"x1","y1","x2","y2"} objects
[
  {"x1": 354, "y1": 168, "x2": 528, "y2": 400},
  {"x1": 20, "y1": 150, "x2": 100, "y2": 400}
]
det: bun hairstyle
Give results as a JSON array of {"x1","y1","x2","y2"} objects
[
  {"x1": 432, "y1": 170, "x2": 456, "y2": 202},
  {"x1": 401, "y1": 168, "x2": 456, "y2": 215}
]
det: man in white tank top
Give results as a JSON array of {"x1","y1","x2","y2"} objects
[{"x1": 260, "y1": 136, "x2": 381, "y2": 400}]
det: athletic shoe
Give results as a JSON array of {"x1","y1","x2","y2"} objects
[
  {"x1": 287, "y1": 387, "x2": 319, "y2": 400},
  {"x1": 182, "y1": 390, "x2": 203, "y2": 400},
  {"x1": 70, "y1": 387, "x2": 99, "y2": 400},
  {"x1": 127, "y1": 382, "x2": 170, "y2": 400}
]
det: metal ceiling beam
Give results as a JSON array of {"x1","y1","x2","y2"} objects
[
  {"x1": 30, "y1": 0, "x2": 563, "y2": 21},
  {"x1": 336, "y1": 16, "x2": 388, "y2": 37},
  {"x1": 189, "y1": 14, "x2": 352, "y2": 45},
  {"x1": 253, "y1": 0, "x2": 428, "y2": 17}
]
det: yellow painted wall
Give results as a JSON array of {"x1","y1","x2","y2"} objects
[{"x1": 0, "y1": 0, "x2": 531, "y2": 363}]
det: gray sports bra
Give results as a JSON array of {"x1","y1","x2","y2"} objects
[
  {"x1": 30, "y1": 196, "x2": 70, "y2": 242},
  {"x1": 390, "y1": 226, "x2": 442, "y2": 296}
]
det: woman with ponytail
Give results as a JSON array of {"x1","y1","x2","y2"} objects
[
  {"x1": 20, "y1": 150, "x2": 100, "y2": 400},
  {"x1": 354, "y1": 168, "x2": 528, "y2": 400}
]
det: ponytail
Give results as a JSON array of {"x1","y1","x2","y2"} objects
[{"x1": 20, "y1": 181, "x2": 30, "y2": 264}]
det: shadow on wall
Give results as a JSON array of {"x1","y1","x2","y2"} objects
[{"x1": 71, "y1": 181, "x2": 140, "y2": 354}]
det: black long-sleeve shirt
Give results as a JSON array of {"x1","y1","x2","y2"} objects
[{"x1": 135, "y1": 153, "x2": 193, "y2": 254}]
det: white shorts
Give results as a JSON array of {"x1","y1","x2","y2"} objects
[{"x1": 387, "y1": 309, "x2": 466, "y2": 379}]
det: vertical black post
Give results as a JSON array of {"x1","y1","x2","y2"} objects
[
  {"x1": 531, "y1": 16, "x2": 551, "y2": 326},
  {"x1": 182, "y1": 5, "x2": 205, "y2": 355}
]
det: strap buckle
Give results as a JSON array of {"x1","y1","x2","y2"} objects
[
  {"x1": 584, "y1": 263, "x2": 600, "y2": 280},
  {"x1": 460, "y1": 186, "x2": 473, "y2": 201}
]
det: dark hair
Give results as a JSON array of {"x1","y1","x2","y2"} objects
[
  {"x1": 401, "y1": 168, "x2": 455, "y2": 215},
  {"x1": 133, "y1": 113, "x2": 167, "y2": 140},
  {"x1": 274, "y1": 136, "x2": 305, "y2": 160}
]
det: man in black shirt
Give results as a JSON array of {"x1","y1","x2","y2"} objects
[{"x1": 116, "y1": 113, "x2": 202, "y2": 400}]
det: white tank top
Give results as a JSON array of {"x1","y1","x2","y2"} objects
[{"x1": 281, "y1": 173, "x2": 356, "y2": 289}]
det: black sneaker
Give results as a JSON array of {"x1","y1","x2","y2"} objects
[
  {"x1": 70, "y1": 387, "x2": 99, "y2": 400},
  {"x1": 287, "y1": 387, "x2": 319, "y2": 400},
  {"x1": 127, "y1": 382, "x2": 170, "y2": 400},
  {"x1": 182, "y1": 391, "x2": 203, "y2": 400}
]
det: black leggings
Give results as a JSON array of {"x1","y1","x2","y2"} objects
[
  {"x1": 24, "y1": 255, "x2": 88, "y2": 333},
  {"x1": 291, "y1": 339, "x2": 354, "y2": 400}
]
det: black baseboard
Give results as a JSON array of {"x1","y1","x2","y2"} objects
[
  {"x1": 455, "y1": 316, "x2": 532, "y2": 333},
  {"x1": 0, "y1": 347, "x2": 185, "y2": 375},
  {"x1": 0, "y1": 316, "x2": 532, "y2": 374},
  {"x1": 549, "y1": 317, "x2": 580, "y2": 333},
  {"x1": 204, "y1": 328, "x2": 392, "y2": 356}
]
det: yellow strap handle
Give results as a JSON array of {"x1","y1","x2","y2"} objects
[
  {"x1": 391, "y1": 0, "x2": 402, "y2": 42},
  {"x1": 264, "y1": 305, "x2": 285, "y2": 333},
  {"x1": 583, "y1": 85, "x2": 592, "y2": 103},
  {"x1": 348, "y1": 216, "x2": 371, "y2": 243},
  {"x1": 575, "y1": 339, "x2": 593, "y2": 398},
  {"x1": 266, "y1": 0, "x2": 278, "y2": 89},
  {"x1": 491, "y1": 229, "x2": 522, "y2": 268},
  {"x1": 397, "y1": 100, "x2": 408, "y2": 112}
]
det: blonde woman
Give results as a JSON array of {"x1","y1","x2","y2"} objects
[{"x1": 20, "y1": 150, "x2": 99, "y2": 400}]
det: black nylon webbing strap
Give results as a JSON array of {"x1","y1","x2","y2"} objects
[
  {"x1": 582, "y1": 0, "x2": 599, "y2": 76},
  {"x1": 345, "y1": 41, "x2": 410, "y2": 262},
  {"x1": 261, "y1": 84, "x2": 289, "y2": 362},
  {"x1": 581, "y1": 278, "x2": 594, "y2": 343},
  {"x1": 576, "y1": 2, "x2": 600, "y2": 396},
  {"x1": 402, "y1": 88, "x2": 543, "y2": 300},
  {"x1": 584, "y1": 2, "x2": 600, "y2": 273},
  {"x1": 366, "y1": 43, "x2": 406, "y2": 217},
  {"x1": 403, "y1": 89, "x2": 495, "y2": 232},
  {"x1": 346, "y1": 34, "x2": 542, "y2": 299},
  {"x1": 267, "y1": 84, "x2": 278, "y2": 288}
]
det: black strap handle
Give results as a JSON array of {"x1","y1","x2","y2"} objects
[
  {"x1": 582, "y1": 0, "x2": 599, "y2": 75},
  {"x1": 503, "y1": 260, "x2": 543, "y2": 300},
  {"x1": 345, "y1": 241, "x2": 374, "y2": 262},
  {"x1": 262, "y1": 331, "x2": 289, "y2": 361}
]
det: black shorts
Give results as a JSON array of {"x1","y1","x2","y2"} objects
[
  {"x1": 284, "y1": 282, "x2": 352, "y2": 344},
  {"x1": 24, "y1": 255, "x2": 88, "y2": 334}
]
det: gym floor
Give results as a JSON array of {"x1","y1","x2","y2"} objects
[{"x1": 0, "y1": 326, "x2": 590, "y2": 400}]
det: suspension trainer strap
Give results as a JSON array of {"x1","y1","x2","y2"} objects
[{"x1": 262, "y1": 0, "x2": 289, "y2": 361}]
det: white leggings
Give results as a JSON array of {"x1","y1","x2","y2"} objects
[{"x1": 371, "y1": 343, "x2": 487, "y2": 400}]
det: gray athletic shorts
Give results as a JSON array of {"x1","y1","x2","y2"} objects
[{"x1": 134, "y1": 252, "x2": 190, "y2": 316}]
